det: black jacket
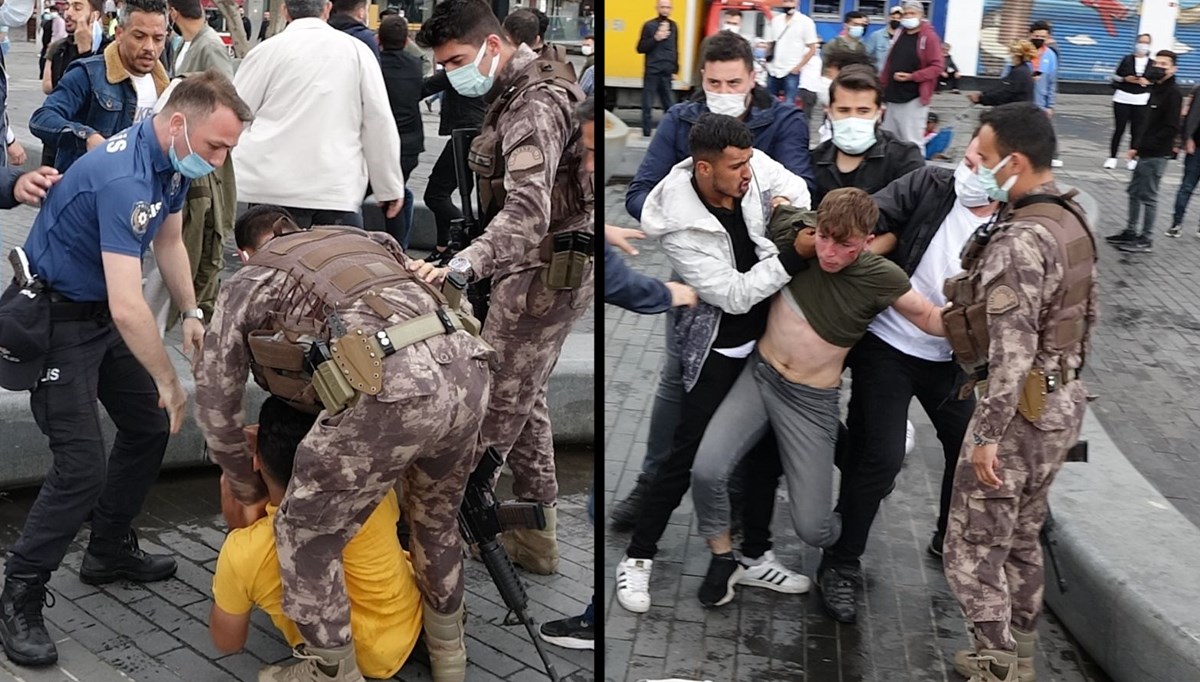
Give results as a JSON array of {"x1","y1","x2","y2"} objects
[
  {"x1": 1112, "y1": 53, "x2": 1152, "y2": 96},
  {"x1": 871, "y1": 165, "x2": 961, "y2": 275},
  {"x1": 1183, "y1": 83, "x2": 1200, "y2": 146},
  {"x1": 421, "y1": 70, "x2": 487, "y2": 136},
  {"x1": 1135, "y1": 76, "x2": 1182, "y2": 158},
  {"x1": 811, "y1": 129, "x2": 925, "y2": 206},
  {"x1": 381, "y1": 48, "x2": 425, "y2": 160},
  {"x1": 637, "y1": 17, "x2": 678, "y2": 76},
  {"x1": 979, "y1": 61, "x2": 1034, "y2": 106},
  {"x1": 328, "y1": 13, "x2": 381, "y2": 60}
]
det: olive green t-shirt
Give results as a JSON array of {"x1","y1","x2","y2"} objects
[{"x1": 783, "y1": 251, "x2": 912, "y2": 348}]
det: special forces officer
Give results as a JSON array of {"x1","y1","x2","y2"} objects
[
  {"x1": 413, "y1": 0, "x2": 593, "y2": 575},
  {"x1": 193, "y1": 207, "x2": 493, "y2": 682},
  {"x1": 0, "y1": 73, "x2": 250, "y2": 668},
  {"x1": 940, "y1": 102, "x2": 1097, "y2": 682}
]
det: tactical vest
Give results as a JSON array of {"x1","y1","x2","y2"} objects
[
  {"x1": 468, "y1": 59, "x2": 588, "y2": 230},
  {"x1": 942, "y1": 192, "x2": 1096, "y2": 417},
  {"x1": 244, "y1": 228, "x2": 473, "y2": 415}
]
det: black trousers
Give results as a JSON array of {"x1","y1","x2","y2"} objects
[
  {"x1": 383, "y1": 154, "x2": 421, "y2": 249},
  {"x1": 7, "y1": 315, "x2": 170, "y2": 578},
  {"x1": 424, "y1": 141, "x2": 475, "y2": 250},
  {"x1": 825, "y1": 332, "x2": 975, "y2": 568},
  {"x1": 627, "y1": 351, "x2": 780, "y2": 560},
  {"x1": 1111, "y1": 102, "x2": 1148, "y2": 158},
  {"x1": 641, "y1": 73, "x2": 675, "y2": 136}
]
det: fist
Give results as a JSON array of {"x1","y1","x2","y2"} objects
[{"x1": 665, "y1": 281, "x2": 698, "y2": 308}]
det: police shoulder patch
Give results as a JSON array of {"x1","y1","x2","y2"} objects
[
  {"x1": 130, "y1": 201, "x2": 152, "y2": 236},
  {"x1": 986, "y1": 284, "x2": 1019, "y2": 314},
  {"x1": 509, "y1": 145, "x2": 545, "y2": 172}
]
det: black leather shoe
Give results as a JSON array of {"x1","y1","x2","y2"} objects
[
  {"x1": 80, "y1": 530, "x2": 177, "y2": 585},
  {"x1": 0, "y1": 574, "x2": 57, "y2": 666},
  {"x1": 610, "y1": 474, "x2": 653, "y2": 532},
  {"x1": 817, "y1": 563, "x2": 860, "y2": 624}
]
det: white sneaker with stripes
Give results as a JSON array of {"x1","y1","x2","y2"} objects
[
  {"x1": 737, "y1": 550, "x2": 811, "y2": 594},
  {"x1": 616, "y1": 556, "x2": 653, "y2": 613}
]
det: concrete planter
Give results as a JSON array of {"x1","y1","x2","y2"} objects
[{"x1": 604, "y1": 110, "x2": 628, "y2": 186}]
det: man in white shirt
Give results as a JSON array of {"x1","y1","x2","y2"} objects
[
  {"x1": 764, "y1": 0, "x2": 818, "y2": 116},
  {"x1": 816, "y1": 135, "x2": 996, "y2": 625},
  {"x1": 232, "y1": 0, "x2": 404, "y2": 228}
]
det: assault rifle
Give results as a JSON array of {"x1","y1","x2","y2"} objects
[
  {"x1": 458, "y1": 447, "x2": 560, "y2": 682},
  {"x1": 448, "y1": 127, "x2": 492, "y2": 324}
]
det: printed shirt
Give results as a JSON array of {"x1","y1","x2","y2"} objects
[{"x1": 212, "y1": 490, "x2": 422, "y2": 679}]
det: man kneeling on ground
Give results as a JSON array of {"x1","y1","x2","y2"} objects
[
  {"x1": 688, "y1": 187, "x2": 946, "y2": 608},
  {"x1": 209, "y1": 397, "x2": 423, "y2": 679}
]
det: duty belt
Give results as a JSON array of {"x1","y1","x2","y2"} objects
[{"x1": 48, "y1": 292, "x2": 110, "y2": 322}]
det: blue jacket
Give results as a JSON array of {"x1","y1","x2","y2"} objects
[
  {"x1": 604, "y1": 242, "x2": 671, "y2": 314},
  {"x1": 29, "y1": 43, "x2": 168, "y2": 172},
  {"x1": 625, "y1": 88, "x2": 815, "y2": 221},
  {"x1": 328, "y1": 13, "x2": 381, "y2": 60},
  {"x1": 1004, "y1": 46, "x2": 1057, "y2": 110},
  {"x1": 865, "y1": 27, "x2": 894, "y2": 73}
]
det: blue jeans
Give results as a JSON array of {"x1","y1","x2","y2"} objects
[
  {"x1": 767, "y1": 72, "x2": 800, "y2": 108},
  {"x1": 1173, "y1": 152, "x2": 1200, "y2": 227}
]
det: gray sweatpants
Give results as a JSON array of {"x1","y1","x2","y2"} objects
[
  {"x1": 691, "y1": 353, "x2": 842, "y2": 548},
  {"x1": 882, "y1": 98, "x2": 929, "y2": 155}
]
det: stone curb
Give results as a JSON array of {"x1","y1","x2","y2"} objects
[{"x1": 0, "y1": 331, "x2": 594, "y2": 490}]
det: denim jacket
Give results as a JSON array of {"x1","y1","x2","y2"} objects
[{"x1": 30, "y1": 42, "x2": 168, "y2": 172}]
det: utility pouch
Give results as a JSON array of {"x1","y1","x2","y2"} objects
[
  {"x1": 1017, "y1": 368, "x2": 1048, "y2": 422},
  {"x1": 542, "y1": 232, "x2": 577, "y2": 289},
  {"x1": 563, "y1": 232, "x2": 594, "y2": 289},
  {"x1": 308, "y1": 341, "x2": 357, "y2": 415},
  {"x1": 329, "y1": 329, "x2": 385, "y2": 396},
  {"x1": 942, "y1": 301, "x2": 990, "y2": 367}
]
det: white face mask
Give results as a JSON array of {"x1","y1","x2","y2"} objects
[
  {"x1": 723, "y1": 24, "x2": 740, "y2": 33},
  {"x1": 581, "y1": 44, "x2": 594, "y2": 56},
  {"x1": 901, "y1": 17, "x2": 920, "y2": 30},
  {"x1": 1135, "y1": 43, "x2": 1151, "y2": 56},
  {"x1": 954, "y1": 160, "x2": 992, "y2": 208},
  {"x1": 831, "y1": 115, "x2": 878, "y2": 155},
  {"x1": 705, "y1": 90, "x2": 749, "y2": 118}
]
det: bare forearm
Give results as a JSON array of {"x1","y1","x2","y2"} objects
[
  {"x1": 112, "y1": 303, "x2": 179, "y2": 384},
  {"x1": 155, "y1": 239, "x2": 198, "y2": 312}
]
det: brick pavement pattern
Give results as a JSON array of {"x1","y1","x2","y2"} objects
[{"x1": 603, "y1": 178, "x2": 1111, "y2": 681}]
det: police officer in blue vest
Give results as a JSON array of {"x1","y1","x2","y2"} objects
[{"x1": 0, "y1": 71, "x2": 253, "y2": 668}]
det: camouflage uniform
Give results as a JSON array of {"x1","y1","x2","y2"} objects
[
  {"x1": 194, "y1": 230, "x2": 493, "y2": 647},
  {"x1": 457, "y1": 45, "x2": 594, "y2": 506},
  {"x1": 943, "y1": 182, "x2": 1097, "y2": 653}
]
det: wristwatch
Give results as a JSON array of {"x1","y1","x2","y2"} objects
[
  {"x1": 447, "y1": 256, "x2": 474, "y2": 280},
  {"x1": 972, "y1": 433, "x2": 995, "y2": 447},
  {"x1": 180, "y1": 308, "x2": 205, "y2": 322}
]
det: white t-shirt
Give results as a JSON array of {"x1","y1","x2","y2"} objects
[
  {"x1": 1112, "y1": 56, "x2": 1151, "y2": 106},
  {"x1": 799, "y1": 48, "x2": 823, "y2": 93},
  {"x1": 767, "y1": 11, "x2": 818, "y2": 78},
  {"x1": 174, "y1": 41, "x2": 192, "y2": 75},
  {"x1": 131, "y1": 73, "x2": 158, "y2": 123},
  {"x1": 869, "y1": 200, "x2": 993, "y2": 362}
]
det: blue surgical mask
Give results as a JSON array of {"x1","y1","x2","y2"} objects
[
  {"x1": 848, "y1": 25, "x2": 864, "y2": 39},
  {"x1": 91, "y1": 18, "x2": 103, "y2": 51},
  {"x1": 831, "y1": 116, "x2": 878, "y2": 155},
  {"x1": 447, "y1": 40, "x2": 499, "y2": 98},
  {"x1": 169, "y1": 117, "x2": 215, "y2": 179},
  {"x1": 954, "y1": 160, "x2": 991, "y2": 207},
  {"x1": 977, "y1": 155, "x2": 1017, "y2": 203}
]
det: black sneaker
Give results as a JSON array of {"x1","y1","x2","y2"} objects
[
  {"x1": 609, "y1": 474, "x2": 653, "y2": 532},
  {"x1": 1118, "y1": 240, "x2": 1153, "y2": 254},
  {"x1": 80, "y1": 530, "x2": 177, "y2": 585},
  {"x1": 539, "y1": 615, "x2": 594, "y2": 650},
  {"x1": 816, "y1": 563, "x2": 860, "y2": 624},
  {"x1": 1105, "y1": 231, "x2": 1137, "y2": 244},
  {"x1": 928, "y1": 530, "x2": 945, "y2": 558},
  {"x1": 0, "y1": 574, "x2": 57, "y2": 666},
  {"x1": 1167, "y1": 224, "x2": 1183, "y2": 238},
  {"x1": 698, "y1": 554, "x2": 744, "y2": 607}
]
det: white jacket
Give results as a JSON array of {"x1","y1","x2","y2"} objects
[
  {"x1": 232, "y1": 18, "x2": 404, "y2": 212},
  {"x1": 641, "y1": 151, "x2": 811, "y2": 315}
]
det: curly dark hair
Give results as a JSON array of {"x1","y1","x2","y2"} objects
[
  {"x1": 415, "y1": 0, "x2": 502, "y2": 50},
  {"x1": 689, "y1": 113, "x2": 753, "y2": 162}
]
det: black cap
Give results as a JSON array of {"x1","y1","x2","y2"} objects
[{"x1": 0, "y1": 282, "x2": 50, "y2": 391}]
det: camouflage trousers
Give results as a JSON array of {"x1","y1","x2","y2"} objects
[
  {"x1": 481, "y1": 266, "x2": 594, "y2": 504},
  {"x1": 274, "y1": 353, "x2": 491, "y2": 648},
  {"x1": 943, "y1": 389, "x2": 1086, "y2": 652}
]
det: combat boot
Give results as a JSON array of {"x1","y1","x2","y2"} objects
[
  {"x1": 499, "y1": 504, "x2": 558, "y2": 575},
  {"x1": 257, "y1": 642, "x2": 364, "y2": 682},
  {"x1": 0, "y1": 573, "x2": 57, "y2": 666},
  {"x1": 80, "y1": 529, "x2": 176, "y2": 585},
  {"x1": 1010, "y1": 627, "x2": 1037, "y2": 681},
  {"x1": 423, "y1": 600, "x2": 467, "y2": 682},
  {"x1": 953, "y1": 649, "x2": 1018, "y2": 682}
]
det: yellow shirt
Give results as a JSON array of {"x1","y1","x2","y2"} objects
[{"x1": 212, "y1": 490, "x2": 422, "y2": 679}]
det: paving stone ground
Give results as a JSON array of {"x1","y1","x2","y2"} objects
[{"x1": 601, "y1": 87, "x2": 1170, "y2": 680}]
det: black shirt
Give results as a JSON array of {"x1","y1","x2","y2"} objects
[
  {"x1": 694, "y1": 179, "x2": 771, "y2": 348},
  {"x1": 885, "y1": 31, "x2": 921, "y2": 103},
  {"x1": 637, "y1": 16, "x2": 678, "y2": 77},
  {"x1": 1136, "y1": 76, "x2": 1182, "y2": 158},
  {"x1": 380, "y1": 48, "x2": 425, "y2": 163}
]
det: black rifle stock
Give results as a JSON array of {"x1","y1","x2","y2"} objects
[
  {"x1": 458, "y1": 447, "x2": 560, "y2": 682},
  {"x1": 1041, "y1": 440, "x2": 1088, "y2": 593},
  {"x1": 448, "y1": 127, "x2": 492, "y2": 324}
]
